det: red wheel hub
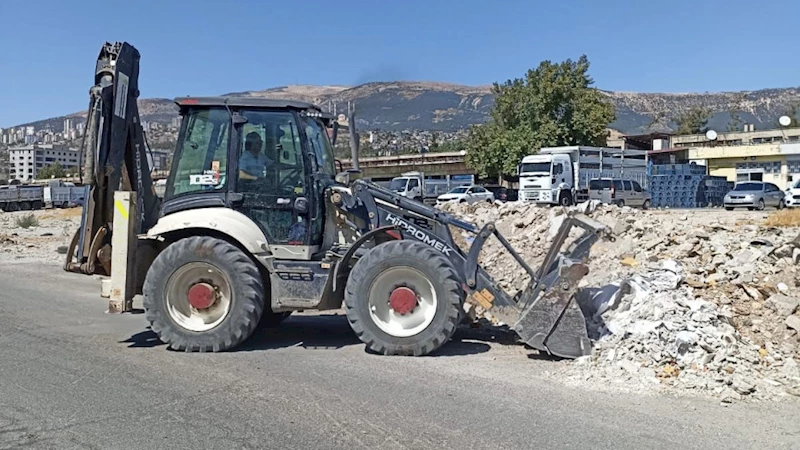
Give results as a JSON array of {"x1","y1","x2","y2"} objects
[
  {"x1": 389, "y1": 287, "x2": 417, "y2": 315},
  {"x1": 187, "y1": 283, "x2": 216, "y2": 310}
]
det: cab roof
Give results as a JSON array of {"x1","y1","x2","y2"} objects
[{"x1": 173, "y1": 96, "x2": 333, "y2": 119}]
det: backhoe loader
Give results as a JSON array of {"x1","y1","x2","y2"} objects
[{"x1": 64, "y1": 41, "x2": 613, "y2": 358}]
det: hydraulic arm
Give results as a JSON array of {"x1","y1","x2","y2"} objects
[{"x1": 64, "y1": 42, "x2": 160, "y2": 276}]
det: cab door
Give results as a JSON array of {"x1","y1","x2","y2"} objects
[{"x1": 230, "y1": 110, "x2": 320, "y2": 260}]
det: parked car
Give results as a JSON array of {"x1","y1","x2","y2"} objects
[
  {"x1": 723, "y1": 181, "x2": 785, "y2": 210},
  {"x1": 588, "y1": 177, "x2": 651, "y2": 209},
  {"x1": 436, "y1": 185, "x2": 495, "y2": 205},
  {"x1": 483, "y1": 185, "x2": 518, "y2": 202},
  {"x1": 783, "y1": 179, "x2": 800, "y2": 208}
]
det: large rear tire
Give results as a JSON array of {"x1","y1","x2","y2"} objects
[
  {"x1": 344, "y1": 240, "x2": 463, "y2": 356},
  {"x1": 143, "y1": 236, "x2": 265, "y2": 352}
]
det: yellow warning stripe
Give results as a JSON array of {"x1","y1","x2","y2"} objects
[{"x1": 114, "y1": 199, "x2": 129, "y2": 220}]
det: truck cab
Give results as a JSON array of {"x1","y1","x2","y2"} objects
[
  {"x1": 389, "y1": 171, "x2": 424, "y2": 201},
  {"x1": 518, "y1": 154, "x2": 574, "y2": 206}
]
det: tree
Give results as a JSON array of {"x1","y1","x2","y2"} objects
[
  {"x1": 464, "y1": 55, "x2": 615, "y2": 181},
  {"x1": 430, "y1": 132, "x2": 439, "y2": 151},
  {"x1": 674, "y1": 106, "x2": 712, "y2": 135},
  {"x1": 37, "y1": 162, "x2": 65, "y2": 179}
]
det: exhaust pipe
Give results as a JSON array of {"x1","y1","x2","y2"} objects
[{"x1": 348, "y1": 105, "x2": 359, "y2": 171}]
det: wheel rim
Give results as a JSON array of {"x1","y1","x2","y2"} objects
[
  {"x1": 758, "y1": 200, "x2": 765, "y2": 210},
  {"x1": 164, "y1": 262, "x2": 232, "y2": 332},
  {"x1": 367, "y1": 266, "x2": 438, "y2": 338}
]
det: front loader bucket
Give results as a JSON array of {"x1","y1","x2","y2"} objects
[
  {"x1": 513, "y1": 260, "x2": 593, "y2": 358},
  {"x1": 511, "y1": 213, "x2": 612, "y2": 358},
  {"x1": 464, "y1": 212, "x2": 613, "y2": 359}
]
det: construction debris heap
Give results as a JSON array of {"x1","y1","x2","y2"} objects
[{"x1": 441, "y1": 200, "x2": 800, "y2": 403}]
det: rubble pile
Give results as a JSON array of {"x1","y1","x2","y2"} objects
[{"x1": 439, "y1": 200, "x2": 800, "y2": 402}]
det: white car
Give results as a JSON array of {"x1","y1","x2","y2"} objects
[
  {"x1": 436, "y1": 185, "x2": 495, "y2": 205},
  {"x1": 784, "y1": 179, "x2": 800, "y2": 208}
]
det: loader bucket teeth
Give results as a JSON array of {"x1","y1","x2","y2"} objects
[{"x1": 513, "y1": 260, "x2": 593, "y2": 359}]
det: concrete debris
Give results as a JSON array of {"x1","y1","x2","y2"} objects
[{"x1": 440, "y1": 200, "x2": 800, "y2": 403}]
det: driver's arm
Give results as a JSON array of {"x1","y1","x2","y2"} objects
[{"x1": 238, "y1": 169, "x2": 257, "y2": 180}]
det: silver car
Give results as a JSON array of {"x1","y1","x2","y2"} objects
[{"x1": 724, "y1": 181, "x2": 786, "y2": 211}]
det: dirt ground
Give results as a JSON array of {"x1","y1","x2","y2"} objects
[{"x1": 0, "y1": 207, "x2": 81, "y2": 265}]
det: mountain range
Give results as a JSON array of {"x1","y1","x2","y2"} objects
[{"x1": 13, "y1": 82, "x2": 800, "y2": 136}]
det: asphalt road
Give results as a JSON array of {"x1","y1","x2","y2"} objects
[{"x1": 1, "y1": 262, "x2": 799, "y2": 450}]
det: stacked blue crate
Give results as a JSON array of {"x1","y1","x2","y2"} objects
[{"x1": 648, "y1": 164, "x2": 728, "y2": 208}]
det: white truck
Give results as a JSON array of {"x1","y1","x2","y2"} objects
[
  {"x1": 389, "y1": 171, "x2": 425, "y2": 201},
  {"x1": 517, "y1": 146, "x2": 649, "y2": 206},
  {"x1": 388, "y1": 172, "x2": 476, "y2": 205}
]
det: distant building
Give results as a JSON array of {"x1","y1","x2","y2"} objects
[
  {"x1": 63, "y1": 118, "x2": 73, "y2": 133},
  {"x1": 147, "y1": 150, "x2": 170, "y2": 171},
  {"x1": 668, "y1": 126, "x2": 800, "y2": 189},
  {"x1": 9, "y1": 144, "x2": 81, "y2": 181}
]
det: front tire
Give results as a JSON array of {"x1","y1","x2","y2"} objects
[
  {"x1": 757, "y1": 199, "x2": 765, "y2": 211},
  {"x1": 143, "y1": 236, "x2": 265, "y2": 352},
  {"x1": 559, "y1": 191, "x2": 572, "y2": 207},
  {"x1": 344, "y1": 240, "x2": 463, "y2": 356}
]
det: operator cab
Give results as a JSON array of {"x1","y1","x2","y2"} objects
[{"x1": 163, "y1": 97, "x2": 339, "y2": 259}]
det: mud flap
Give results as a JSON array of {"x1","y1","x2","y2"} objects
[{"x1": 513, "y1": 260, "x2": 593, "y2": 358}]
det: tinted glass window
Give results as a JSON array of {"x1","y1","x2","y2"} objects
[
  {"x1": 166, "y1": 107, "x2": 230, "y2": 198},
  {"x1": 733, "y1": 182, "x2": 764, "y2": 191},
  {"x1": 589, "y1": 179, "x2": 611, "y2": 190},
  {"x1": 632, "y1": 181, "x2": 643, "y2": 192},
  {"x1": 520, "y1": 162, "x2": 551, "y2": 173},
  {"x1": 623, "y1": 180, "x2": 632, "y2": 191},
  {"x1": 408, "y1": 179, "x2": 420, "y2": 188},
  {"x1": 303, "y1": 117, "x2": 336, "y2": 176},
  {"x1": 613, "y1": 180, "x2": 623, "y2": 190}
]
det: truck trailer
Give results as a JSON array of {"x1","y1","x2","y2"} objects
[{"x1": 518, "y1": 146, "x2": 649, "y2": 206}]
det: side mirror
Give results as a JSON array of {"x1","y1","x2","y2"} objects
[{"x1": 294, "y1": 197, "x2": 308, "y2": 214}]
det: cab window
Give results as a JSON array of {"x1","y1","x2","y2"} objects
[
  {"x1": 303, "y1": 117, "x2": 336, "y2": 176},
  {"x1": 166, "y1": 107, "x2": 229, "y2": 199}
]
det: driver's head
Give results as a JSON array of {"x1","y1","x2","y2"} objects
[{"x1": 245, "y1": 132, "x2": 263, "y2": 155}]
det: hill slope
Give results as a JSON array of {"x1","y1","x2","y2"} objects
[{"x1": 13, "y1": 82, "x2": 800, "y2": 135}]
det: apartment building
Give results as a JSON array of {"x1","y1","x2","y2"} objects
[{"x1": 9, "y1": 144, "x2": 81, "y2": 181}]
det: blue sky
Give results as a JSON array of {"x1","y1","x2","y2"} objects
[{"x1": 1, "y1": 0, "x2": 799, "y2": 127}]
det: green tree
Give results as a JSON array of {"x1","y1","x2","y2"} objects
[
  {"x1": 674, "y1": 106, "x2": 713, "y2": 135},
  {"x1": 37, "y1": 162, "x2": 66, "y2": 179},
  {"x1": 464, "y1": 55, "x2": 615, "y2": 181},
  {"x1": 435, "y1": 138, "x2": 466, "y2": 153},
  {"x1": 430, "y1": 132, "x2": 439, "y2": 151}
]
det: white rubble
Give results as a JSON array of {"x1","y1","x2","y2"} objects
[{"x1": 440, "y1": 199, "x2": 800, "y2": 402}]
